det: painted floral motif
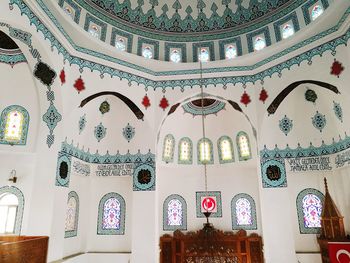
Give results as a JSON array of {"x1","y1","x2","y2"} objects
[
  {"x1": 159, "y1": 96, "x2": 169, "y2": 111},
  {"x1": 235, "y1": 198, "x2": 252, "y2": 226},
  {"x1": 240, "y1": 91, "x2": 251, "y2": 106},
  {"x1": 142, "y1": 94, "x2": 151, "y2": 109},
  {"x1": 259, "y1": 88, "x2": 268, "y2": 103},
  {"x1": 122, "y1": 123, "x2": 135, "y2": 142},
  {"x1": 99, "y1": 101, "x2": 110, "y2": 114},
  {"x1": 167, "y1": 199, "x2": 182, "y2": 226},
  {"x1": 59, "y1": 68, "x2": 66, "y2": 85},
  {"x1": 78, "y1": 114, "x2": 86, "y2": 134},
  {"x1": 312, "y1": 111, "x2": 326, "y2": 132},
  {"x1": 302, "y1": 194, "x2": 322, "y2": 228},
  {"x1": 333, "y1": 101, "x2": 343, "y2": 122},
  {"x1": 279, "y1": 115, "x2": 293, "y2": 136},
  {"x1": 305, "y1": 89, "x2": 317, "y2": 103},
  {"x1": 330, "y1": 59, "x2": 344, "y2": 78},
  {"x1": 94, "y1": 122, "x2": 107, "y2": 142},
  {"x1": 73, "y1": 76, "x2": 85, "y2": 93},
  {"x1": 102, "y1": 197, "x2": 121, "y2": 230}
]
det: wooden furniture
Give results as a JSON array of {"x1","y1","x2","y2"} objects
[
  {"x1": 0, "y1": 235, "x2": 49, "y2": 263},
  {"x1": 160, "y1": 223, "x2": 264, "y2": 263}
]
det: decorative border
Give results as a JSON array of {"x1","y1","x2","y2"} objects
[
  {"x1": 164, "y1": 42, "x2": 187, "y2": 63},
  {"x1": 273, "y1": 11, "x2": 300, "y2": 42},
  {"x1": 65, "y1": 190, "x2": 79, "y2": 238},
  {"x1": 97, "y1": 192, "x2": 126, "y2": 235},
  {"x1": 83, "y1": 13, "x2": 107, "y2": 41},
  {"x1": 0, "y1": 186, "x2": 25, "y2": 235},
  {"x1": 192, "y1": 42, "x2": 215, "y2": 62},
  {"x1": 162, "y1": 134, "x2": 175, "y2": 163},
  {"x1": 0, "y1": 48, "x2": 27, "y2": 67},
  {"x1": 137, "y1": 37, "x2": 160, "y2": 60},
  {"x1": 302, "y1": 0, "x2": 330, "y2": 25},
  {"x1": 197, "y1": 138, "x2": 214, "y2": 165},
  {"x1": 58, "y1": 0, "x2": 82, "y2": 24},
  {"x1": 247, "y1": 26, "x2": 272, "y2": 53},
  {"x1": 133, "y1": 163, "x2": 155, "y2": 191},
  {"x1": 217, "y1": 135, "x2": 235, "y2": 164},
  {"x1": 196, "y1": 191, "x2": 222, "y2": 218},
  {"x1": 163, "y1": 194, "x2": 187, "y2": 231},
  {"x1": 231, "y1": 193, "x2": 257, "y2": 230},
  {"x1": 218, "y1": 37, "x2": 243, "y2": 60},
  {"x1": 260, "y1": 158, "x2": 287, "y2": 188},
  {"x1": 296, "y1": 188, "x2": 324, "y2": 234},
  {"x1": 178, "y1": 137, "x2": 193, "y2": 165},
  {"x1": 0, "y1": 105, "x2": 30, "y2": 146},
  {"x1": 236, "y1": 131, "x2": 252, "y2": 161},
  {"x1": 182, "y1": 100, "x2": 226, "y2": 116},
  {"x1": 111, "y1": 28, "x2": 133, "y2": 53},
  {"x1": 56, "y1": 151, "x2": 72, "y2": 187}
]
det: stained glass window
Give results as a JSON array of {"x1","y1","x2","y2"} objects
[
  {"x1": 163, "y1": 134, "x2": 175, "y2": 163},
  {"x1": 103, "y1": 197, "x2": 121, "y2": 230},
  {"x1": 311, "y1": 5, "x2": 324, "y2": 21},
  {"x1": 163, "y1": 194, "x2": 187, "y2": 231},
  {"x1": 236, "y1": 198, "x2": 252, "y2": 225},
  {"x1": 170, "y1": 49, "x2": 181, "y2": 63},
  {"x1": 115, "y1": 37, "x2": 126, "y2": 51},
  {"x1": 4, "y1": 110, "x2": 24, "y2": 142},
  {"x1": 218, "y1": 136, "x2": 234, "y2": 163},
  {"x1": 254, "y1": 36, "x2": 266, "y2": 51},
  {"x1": 282, "y1": 24, "x2": 294, "y2": 39},
  {"x1": 231, "y1": 194, "x2": 257, "y2": 230},
  {"x1": 198, "y1": 138, "x2": 213, "y2": 164},
  {"x1": 237, "y1": 132, "x2": 251, "y2": 161},
  {"x1": 0, "y1": 193, "x2": 18, "y2": 234},
  {"x1": 142, "y1": 46, "x2": 153, "y2": 59},
  {"x1": 178, "y1": 137, "x2": 192, "y2": 164},
  {"x1": 198, "y1": 47, "x2": 209, "y2": 62},
  {"x1": 225, "y1": 45, "x2": 237, "y2": 59},
  {"x1": 65, "y1": 191, "x2": 79, "y2": 238},
  {"x1": 89, "y1": 24, "x2": 100, "y2": 39}
]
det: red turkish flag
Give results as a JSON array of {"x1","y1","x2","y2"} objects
[{"x1": 328, "y1": 242, "x2": 350, "y2": 263}]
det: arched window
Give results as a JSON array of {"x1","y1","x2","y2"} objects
[
  {"x1": 88, "y1": 24, "x2": 100, "y2": 39},
  {"x1": 254, "y1": 36, "x2": 266, "y2": 51},
  {"x1": 0, "y1": 105, "x2": 29, "y2": 145},
  {"x1": 0, "y1": 186, "x2": 24, "y2": 235},
  {"x1": 97, "y1": 193, "x2": 126, "y2": 235},
  {"x1": 218, "y1": 136, "x2": 234, "y2": 164},
  {"x1": 115, "y1": 37, "x2": 126, "y2": 51},
  {"x1": 311, "y1": 5, "x2": 324, "y2": 21},
  {"x1": 282, "y1": 24, "x2": 294, "y2": 39},
  {"x1": 236, "y1": 131, "x2": 252, "y2": 161},
  {"x1": 178, "y1": 137, "x2": 193, "y2": 164},
  {"x1": 225, "y1": 45, "x2": 237, "y2": 59},
  {"x1": 162, "y1": 134, "x2": 175, "y2": 163},
  {"x1": 142, "y1": 46, "x2": 153, "y2": 59},
  {"x1": 198, "y1": 138, "x2": 213, "y2": 164},
  {"x1": 297, "y1": 188, "x2": 324, "y2": 234},
  {"x1": 163, "y1": 194, "x2": 187, "y2": 231},
  {"x1": 198, "y1": 47, "x2": 209, "y2": 62},
  {"x1": 231, "y1": 193, "x2": 257, "y2": 230},
  {"x1": 65, "y1": 191, "x2": 79, "y2": 238},
  {"x1": 170, "y1": 49, "x2": 181, "y2": 63}
]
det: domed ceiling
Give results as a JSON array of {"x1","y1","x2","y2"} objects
[{"x1": 75, "y1": 0, "x2": 302, "y2": 40}]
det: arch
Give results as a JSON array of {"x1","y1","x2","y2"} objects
[
  {"x1": 162, "y1": 134, "x2": 175, "y2": 163},
  {"x1": 231, "y1": 193, "x2": 257, "y2": 230},
  {"x1": 0, "y1": 105, "x2": 30, "y2": 145},
  {"x1": 197, "y1": 138, "x2": 214, "y2": 164},
  {"x1": 217, "y1": 135, "x2": 234, "y2": 164},
  {"x1": 97, "y1": 192, "x2": 126, "y2": 235},
  {"x1": 236, "y1": 131, "x2": 252, "y2": 161},
  {"x1": 178, "y1": 137, "x2": 193, "y2": 165},
  {"x1": 296, "y1": 188, "x2": 324, "y2": 234},
  {"x1": 65, "y1": 191, "x2": 79, "y2": 238},
  {"x1": 163, "y1": 194, "x2": 187, "y2": 231},
  {"x1": 0, "y1": 186, "x2": 25, "y2": 235}
]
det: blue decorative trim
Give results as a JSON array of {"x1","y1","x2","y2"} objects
[
  {"x1": 273, "y1": 11, "x2": 300, "y2": 42},
  {"x1": 162, "y1": 134, "x2": 175, "y2": 163},
  {"x1": 236, "y1": 131, "x2": 252, "y2": 161},
  {"x1": 333, "y1": 101, "x2": 343, "y2": 123},
  {"x1": 0, "y1": 49, "x2": 27, "y2": 67},
  {"x1": 296, "y1": 188, "x2": 324, "y2": 234},
  {"x1": 163, "y1": 194, "x2": 187, "y2": 231},
  {"x1": 231, "y1": 193, "x2": 257, "y2": 230},
  {"x1": 247, "y1": 26, "x2": 272, "y2": 53},
  {"x1": 279, "y1": 115, "x2": 293, "y2": 136},
  {"x1": 133, "y1": 163, "x2": 155, "y2": 191},
  {"x1": 42, "y1": 102, "x2": 62, "y2": 148},
  {"x1": 65, "y1": 191, "x2": 79, "y2": 238},
  {"x1": 56, "y1": 152, "x2": 72, "y2": 187},
  {"x1": 178, "y1": 137, "x2": 193, "y2": 165},
  {"x1": 196, "y1": 191, "x2": 222, "y2": 218},
  {"x1": 9, "y1": 27, "x2": 32, "y2": 46},
  {"x1": 97, "y1": 192, "x2": 126, "y2": 235},
  {"x1": 0, "y1": 186, "x2": 25, "y2": 235},
  {"x1": 219, "y1": 37, "x2": 243, "y2": 60},
  {"x1": 0, "y1": 105, "x2": 29, "y2": 146},
  {"x1": 260, "y1": 158, "x2": 287, "y2": 188},
  {"x1": 111, "y1": 28, "x2": 133, "y2": 53},
  {"x1": 312, "y1": 111, "x2": 326, "y2": 133},
  {"x1": 84, "y1": 13, "x2": 107, "y2": 41},
  {"x1": 58, "y1": 0, "x2": 82, "y2": 24},
  {"x1": 217, "y1": 135, "x2": 235, "y2": 164},
  {"x1": 137, "y1": 37, "x2": 160, "y2": 60},
  {"x1": 94, "y1": 122, "x2": 107, "y2": 142},
  {"x1": 122, "y1": 123, "x2": 135, "y2": 142},
  {"x1": 302, "y1": 0, "x2": 329, "y2": 25},
  {"x1": 164, "y1": 42, "x2": 187, "y2": 62},
  {"x1": 78, "y1": 114, "x2": 86, "y2": 134},
  {"x1": 197, "y1": 138, "x2": 214, "y2": 165},
  {"x1": 192, "y1": 42, "x2": 215, "y2": 62}
]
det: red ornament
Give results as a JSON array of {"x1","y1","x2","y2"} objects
[
  {"x1": 74, "y1": 76, "x2": 85, "y2": 93},
  {"x1": 59, "y1": 68, "x2": 66, "y2": 85},
  {"x1": 330, "y1": 59, "x2": 344, "y2": 78},
  {"x1": 259, "y1": 88, "x2": 268, "y2": 103},
  {"x1": 240, "y1": 91, "x2": 251, "y2": 106},
  {"x1": 159, "y1": 96, "x2": 169, "y2": 111},
  {"x1": 142, "y1": 94, "x2": 151, "y2": 109}
]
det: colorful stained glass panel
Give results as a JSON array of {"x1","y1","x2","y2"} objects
[
  {"x1": 65, "y1": 197, "x2": 77, "y2": 231},
  {"x1": 167, "y1": 199, "x2": 182, "y2": 226},
  {"x1": 302, "y1": 194, "x2": 322, "y2": 228},
  {"x1": 4, "y1": 111, "x2": 24, "y2": 142},
  {"x1": 103, "y1": 197, "x2": 121, "y2": 230},
  {"x1": 236, "y1": 198, "x2": 252, "y2": 226}
]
